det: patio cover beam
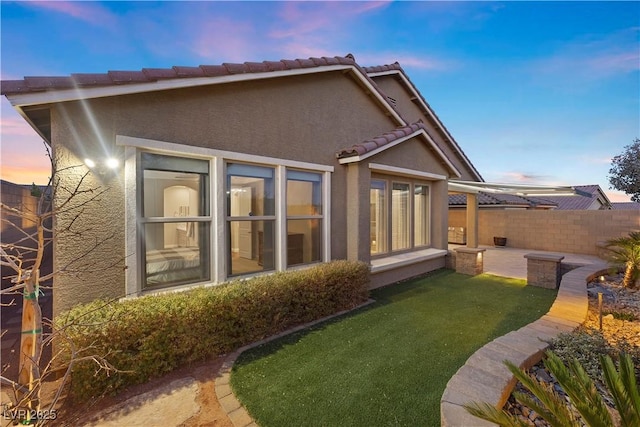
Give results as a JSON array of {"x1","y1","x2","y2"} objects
[{"x1": 448, "y1": 180, "x2": 582, "y2": 197}]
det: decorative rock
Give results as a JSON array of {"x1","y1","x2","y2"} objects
[{"x1": 505, "y1": 273, "x2": 639, "y2": 426}]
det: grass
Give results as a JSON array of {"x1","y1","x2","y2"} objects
[{"x1": 230, "y1": 269, "x2": 557, "y2": 426}]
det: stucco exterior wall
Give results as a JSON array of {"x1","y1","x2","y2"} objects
[
  {"x1": 49, "y1": 69, "x2": 456, "y2": 313},
  {"x1": 50, "y1": 115, "x2": 127, "y2": 315},
  {"x1": 448, "y1": 209, "x2": 640, "y2": 255},
  {"x1": 371, "y1": 75, "x2": 480, "y2": 181}
]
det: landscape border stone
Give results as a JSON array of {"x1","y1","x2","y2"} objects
[{"x1": 440, "y1": 260, "x2": 608, "y2": 426}]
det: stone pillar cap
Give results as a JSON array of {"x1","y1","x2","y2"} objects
[{"x1": 524, "y1": 253, "x2": 565, "y2": 262}]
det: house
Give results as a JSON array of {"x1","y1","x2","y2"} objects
[
  {"x1": 2, "y1": 55, "x2": 486, "y2": 315},
  {"x1": 537, "y1": 184, "x2": 612, "y2": 210}
]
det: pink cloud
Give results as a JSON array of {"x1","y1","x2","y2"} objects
[
  {"x1": 27, "y1": 1, "x2": 118, "y2": 27},
  {"x1": 272, "y1": 1, "x2": 390, "y2": 39},
  {"x1": 190, "y1": 18, "x2": 257, "y2": 62},
  {"x1": 528, "y1": 27, "x2": 640, "y2": 83},
  {"x1": 0, "y1": 116, "x2": 41, "y2": 137}
]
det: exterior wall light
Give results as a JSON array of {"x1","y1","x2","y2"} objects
[{"x1": 84, "y1": 157, "x2": 119, "y2": 174}]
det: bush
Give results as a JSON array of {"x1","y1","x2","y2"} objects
[{"x1": 54, "y1": 260, "x2": 370, "y2": 400}]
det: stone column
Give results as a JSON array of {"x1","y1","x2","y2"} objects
[
  {"x1": 524, "y1": 253, "x2": 565, "y2": 289},
  {"x1": 454, "y1": 247, "x2": 485, "y2": 276}
]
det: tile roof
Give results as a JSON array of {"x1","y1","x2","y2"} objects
[
  {"x1": 1, "y1": 55, "x2": 360, "y2": 95},
  {"x1": 612, "y1": 202, "x2": 640, "y2": 211},
  {"x1": 336, "y1": 121, "x2": 426, "y2": 159},
  {"x1": 448, "y1": 192, "x2": 557, "y2": 208},
  {"x1": 540, "y1": 184, "x2": 611, "y2": 210}
]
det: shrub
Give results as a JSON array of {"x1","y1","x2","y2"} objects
[
  {"x1": 465, "y1": 351, "x2": 640, "y2": 427},
  {"x1": 54, "y1": 260, "x2": 370, "y2": 400}
]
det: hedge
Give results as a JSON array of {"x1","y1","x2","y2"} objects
[{"x1": 54, "y1": 260, "x2": 370, "y2": 400}]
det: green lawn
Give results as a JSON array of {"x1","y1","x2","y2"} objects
[{"x1": 231, "y1": 270, "x2": 557, "y2": 426}]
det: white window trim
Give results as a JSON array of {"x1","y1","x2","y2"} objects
[
  {"x1": 370, "y1": 248, "x2": 447, "y2": 274},
  {"x1": 369, "y1": 170, "x2": 436, "y2": 258},
  {"x1": 369, "y1": 163, "x2": 446, "y2": 181},
  {"x1": 121, "y1": 135, "x2": 333, "y2": 296},
  {"x1": 117, "y1": 135, "x2": 334, "y2": 172}
]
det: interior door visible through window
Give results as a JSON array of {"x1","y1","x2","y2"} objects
[
  {"x1": 227, "y1": 163, "x2": 275, "y2": 276},
  {"x1": 237, "y1": 187, "x2": 253, "y2": 259}
]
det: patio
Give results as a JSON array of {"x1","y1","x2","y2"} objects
[{"x1": 449, "y1": 244, "x2": 604, "y2": 279}]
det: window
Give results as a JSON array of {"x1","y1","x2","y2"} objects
[
  {"x1": 391, "y1": 182, "x2": 410, "y2": 250},
  {"x1": 286, "y1": 170, "x2": 323, "y2": 266},
  {"x1": 370, "y1": 180, "x2": 387, "y2": 254},
  {"x1": 226, "y1": 163, "x2": 275, "y2": 276},
  {"x1": 370, "y1": 178, "x2": 430, "y2": 256},
  {"x1": 414, "y1": 185, "x2": 430, "y2": 247},
  {"x1": 141, "y1": 153, "x2": 210, "y2": 289}
]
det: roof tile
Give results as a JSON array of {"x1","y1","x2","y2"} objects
[
  {"x1": 173, "y1": 66, "x2": 205, "y2": 77},
  {"x1": 142, "y1": 68, "x2": 178, "y2": 80},
  {"x1": 281, "y1": 59, "x2": 302, "y2": 69},
  {"x1": 199, "y1": 65, "x2": 230, "y2": 77},
  {"x1": 297, "y1": 58, "x2": 316, "y2": 68},
  {"x1": 25, "y1": 76, "x2": 75, "y2": 90},
  {"x1": 337, "y1": 122, "x2": 427, "y2": 159},
  {"x1": 245, "y1": 62, "x2": 270, "y2": 73},
  {"x1": 223, "y1": 62, "x2": 250, "y2": 74},
  {"x1": 322, "y1": 56, "x2": 340, "y2": 65},
  {"x1": 264, "y1": 61, "x2": 287, "y2": 71},
  {"x1": 310, "y1": 57, "x2": 328, "y2": 66},
  {"x1": 108, "y1": 70, "x2": 148, "y2": 84},
  {"x1": 1, "y1": 55, "x2": 363, "y2": 96},
  {"x1": 72, "y1": 73, "x2": 115, "y2": 86},
  {"x1": 0, "y1": 80, "x2": 31, "y2": 94}
]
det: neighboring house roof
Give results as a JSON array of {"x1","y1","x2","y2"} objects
[
  {"x1": 539, "y1": 185, "x2": 612, "y2": 210},
  {"x1": 612, "y1": 202, "x2": 640, "y2": 210},
  {"x1": 335, "y1": 121, "x2": 461, "y2": 177},
  {"x1": 449, "y1": 192, "x2": 557, "y2": 209}
]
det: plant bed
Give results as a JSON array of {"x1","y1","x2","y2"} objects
[{"x1": 504, "y1": 272, "x2": 640, "y2": 426}]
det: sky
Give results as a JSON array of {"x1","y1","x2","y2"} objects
[{"x1": 1, "y1": 1, "x2": 638, "y2": 202}]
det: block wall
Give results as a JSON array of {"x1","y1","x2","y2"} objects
[{"x1": 448, "y1": 209, "x2": 640, "y2": 255}]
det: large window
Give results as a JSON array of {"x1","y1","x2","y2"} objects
[
  {"x1": 414, "y1": 185, "x2": 430, "y2": 247},
  {"x1": 370, "y1": 180, "x2": 387, "y2": 254},
  {"x1": 226, "y1": 163, "x2": 275, "y2": 276},
  {"x1": 370, "y1": 178, "x2": 430, "y2": 256},
  {"x1": 286, "y1": 170, "x2": 322, "y2": 266},
  {"x1": 141, "y1": 153, "x2": 210, "y2": 289},
  {"x1": 131, "y1": 142, "x2": 331, "y2": 293},
  {"x1": 391, "y1": 182, "x2": 410, "y2": 250}
]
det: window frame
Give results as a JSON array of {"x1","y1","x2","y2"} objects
[
  {"x1": 122, "y1": 135, "x2": 333, "y2": 296},
  {"x1": 285, "y1": 169, "x2": 324, "y2": 267},
  {"x1": 370, "y1": 175, "x2": 432, "y2": 259},
  {"x1": 138, "y1": 152, "x2": 214, "y2": 290},
  {"x1": 225, "y1": 162, "x2": 277, "y2": 277}
]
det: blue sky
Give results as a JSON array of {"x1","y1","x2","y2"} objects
[{"x1": 1, "y1": 1, "x2": 638, "y2": 201}]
